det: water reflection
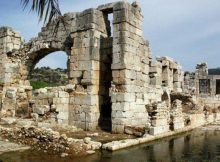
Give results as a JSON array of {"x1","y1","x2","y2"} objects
[{"x1": 1, "y1": 127, "x2": 220, "y2": 162}]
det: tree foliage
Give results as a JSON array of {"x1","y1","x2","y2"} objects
[{"x1": 21, "y1": 0, "x2": 62, "y2": 24}]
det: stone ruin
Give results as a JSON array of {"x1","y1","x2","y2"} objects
[
  {"x1": 0, "y1": 1, "x2": 209, "y2": 135},
  {"x1": 184, "y1": 63, "x2": 220, "y2": 108}
]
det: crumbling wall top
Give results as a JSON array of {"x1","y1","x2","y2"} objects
[
  {"x1": 0, "y1": 27, "x2": 24, "y2": 55},
  {"x1": 156, "y1": 56, "x2": 182, "y2": 70}
]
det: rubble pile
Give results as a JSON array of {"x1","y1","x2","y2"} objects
[{"x1": 0, "y1": 125, "x2": 101, "y2": 156}]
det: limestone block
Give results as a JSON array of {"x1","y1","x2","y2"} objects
[
  {"x1": 119, "y1": 69, "x2": 136, "y2": 79},
  {"x1": 0, "y1": 117, "x2": 16, "y2": 125},
  {"x1": 74, "y1": 94, "x2": 100, "y2": 106},
  {"x1": 53, "y1": 98, "x2": 69, "y2": 104},
  {"x1": 149, "y1": 125, "x2": 169, "y2": 135},
  {"x1": 111, "y1": 93, "x2": 135, "y2": 102},
  {"x1": 173, "y1": 122, "x2": 184, "y2": 130},
  {"x1": 83, "y1": 71, "x2": 100, "y2": 80},
  {"x1": 56, "y1": 104, "x2": 69, "y2": 112},
  {"x1": 112, "y1": 70, "x2": 120, "y2": 78},
  {"x1": 124, "y1": 126, "x2": 145, "y2": 137},
  {"x1": 112, "y1": 124, "x2": 125, "y2": 134},
  {"x1": 84, "y1": 113, "x2": 99, "y2": 122},
  {"x1": 58, "y1": 91, "x2": 69, "y2": 98},
  {"x1": 81, "y1": 78, "x2": 99, "y2": 85},
  {"x1": 6, "y1": 90, "x2": 16, "y2": 99},
  {"x1": 112, "y1": 110, "x2": 133, "y2": 118},
  {"x1": 151, "y1": 119, "x2": 168, "y2": 127},
  {"x1": 133, "y1": 112, "x2": 148, "y2": 119},
  {"x1": 33, "y1": 106, "x2": 49, "y2": 115},
  {"x1": 112, "y1": 102, "x2": 131, "y2": 111},
  {"x1": 65, "y1": 84, "x2": 75, "y2": 92},
  {"x1": 112, "y1": 118, "x2": 130, "y2": 125},
  {"x1": 77, "y1": 61, "x2": 100, "y2": 71},
  {"x1": 69, "y1": 71, "x2": 83, "y2": 78},
  {"x1": 172, "y1": 117, "x2": 184, "y2": 123},
  {"x1": 57, "y1": 112, "x2": 69, "y2": 120},
  {"x1": 173, "y1": 76, "x2": 182, "y2": 82}
]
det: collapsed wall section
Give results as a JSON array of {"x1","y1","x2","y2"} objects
[
  {"x1": 156, "y1": 57, "x2": 183, "y2": 92},
  {"x1": 32, "y1": 86, "x2": 72, "y2": 124},
  {"x1": 184, "y1": 63, "x2": 220, "y2": 108},
  {"x1": 0, "y1": 27, "x2": 31, "y2": 115},
  {"x1": 0, "y1": 27, "x2": 24, "y2": 87}
]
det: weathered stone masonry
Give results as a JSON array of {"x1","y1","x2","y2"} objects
[
  {"x1": 0, "y1": 1, "x2": 189, "y2": 134},
  {"x1": 184, "y1": 63, "x2": 220, "y2": 108}
]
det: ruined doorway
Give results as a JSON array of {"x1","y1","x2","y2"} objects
[
  {"x1": 199, "y1": 79, "x2": 210, "y2": 94},
  {"x1": 98, "y1": 12, "x2": 113, "y2": 132},
  {"x1": 162, "y1": 66, "x2": 168, "y2": 87},
  {"x1": 161, "y1": 91, "x2": 170, "y2": 108},
  {"x1": 28, "y1": 51, "x2": 69, "y2": 89},
  {"x1": 216, "y1": 80, "x2": 220, "y2": 94}
]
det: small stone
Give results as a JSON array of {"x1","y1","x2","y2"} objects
[
  {"x1": 86, "y1": 150, "x2": 95, "y2": 155},
  {"x1": 0, "y1": 118, "x2": 16, "y2": 125},
  {"x1": 60, "y1": 153, "x2": 68, "y2": 157},
  {"x1": 31, "y1": 113, "x2": 39, "y2": 121},
  {"x1": 83, "y1": 137, "x2": 91, "y2": 144},
  {"x1": 87, "y1": 133, "x2": 99, "y2": 137}
]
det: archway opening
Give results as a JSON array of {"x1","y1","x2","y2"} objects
[
  {"x1": 28, "y1": 51, "x2": 69, "y2": 89},
  {"x1": 161, "y1": 91, "x2": 171, "y2": 109}
]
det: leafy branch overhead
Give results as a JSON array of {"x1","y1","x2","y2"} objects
[{"x1": 21, "y1": 0, "x2": 62, "y2": 24}]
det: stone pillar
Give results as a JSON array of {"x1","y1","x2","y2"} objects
[
  {"x1": 173, "y1": 68, "x2": 183, "y2": 92},
  {"x1": 171, "y1": 99, "x2": 184, "y2": 130},
  {"x1": 0, "y1": 27, "x2": 23, "y2": 54},
  {"x1": 149, "y1": 60, "x2": 162, "y2": 88},
  {"x1": 69, "y1": 9, "x2": 109, "y2": 130},
  {"x1": 111, "y1": 2, "x2": 149, "y2": 133},
  {"x1": 149, "y1": 102, "x2": 170, "y2": 135}
]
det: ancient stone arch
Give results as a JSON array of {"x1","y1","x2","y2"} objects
[
  {"x1": 161, "y1": 90, "x2": 171, "y2": 109},
  {"x1": 0, "y1": 1, "x2": 185, "y2": 134}
]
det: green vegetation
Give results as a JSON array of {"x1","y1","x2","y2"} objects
[
  {"x1": 29, "y1": 67, "x2": 68, "y2": 90},
  {"x1": 21, "y1": 0, "x2": 62, "y2": 24},
  {"x1": 30, "y1": 81, "x2": 57, "y2": 90},
  {"x1": 208, "y1": 68, "x2": 220, "y2": 75}
]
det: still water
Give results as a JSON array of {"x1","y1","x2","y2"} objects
[{"x1": 1, "y1": 126, "x2": 220, "y2": 162}]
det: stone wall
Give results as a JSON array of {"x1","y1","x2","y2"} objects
[
  {"x1": 32, "y1": 86, "x2": 73, "y2": 124},
  {"x1": 0, "y1": 27, "x2": 23, "y2": 54},
  {"x1": 110, "y1": 2, "x2": 150, "y2": 133},
  {"x1": 184, "y1": 63, "x2": 220, "y2": 108},
  {"x1": 156, "y1": 57, "x2": 183, "y2": 92}
]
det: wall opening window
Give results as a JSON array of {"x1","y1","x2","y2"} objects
[
  {"x1": 216, "y1": 80, "x2": 220, "y2": 94},
  {"x1": 162, "y1": 66, "x2": 168, "y2": 87},
  {"x1": 199, "y1": 79, "x2": 210, "y2": 94},
  {"x1": 98, "y1": 11, "x2": 113, "y2": 132},
  {"x1": 28, "y1": 51, "x2": 69, "y2": 90}
]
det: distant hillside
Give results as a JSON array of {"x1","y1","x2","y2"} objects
[
  {"x1": 29, "y1": 67, "x2": 68, "y2": 89},
  {"x1": 208, "y1": 68, "x2": 220, "y2": 75}
]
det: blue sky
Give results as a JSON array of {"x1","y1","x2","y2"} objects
[{"x1": 1, "y1": 0, "x2": 220, "y2": 71}]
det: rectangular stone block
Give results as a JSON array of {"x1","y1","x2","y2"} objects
[
  {"x1": 111, "y1": 93, "x2": 135, "y2": 102},
  {"x1": 149, "y1": 125, "x2": 169, "y2": 135},
  {"x1": 58, "y1": 91, "x2": 69, "y2": 98},
  {"x1": 173, "y1": 122, "x2": 184, "y2": 130},
  {"x1": 151, "y1": 119, "x2": 168, "y2": 126},
  {"x1": 112, "y1": 102, "x2": 131, "y2": 111}
]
